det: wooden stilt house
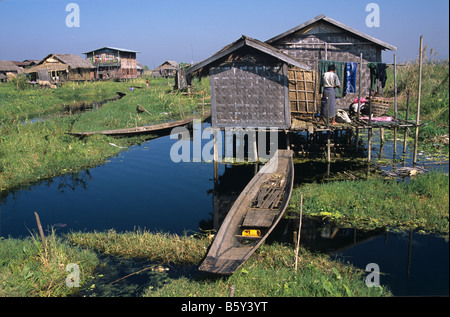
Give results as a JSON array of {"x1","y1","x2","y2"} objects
[
  {"x1": 186, "y1": 36, "x2": 311, "y2": 129},
  {"x1": 25, "y1": 54, "x2": 94, "y2": 82},
  {"x1": 266, "y1": 15, "x2": 397, "y2": 112}
]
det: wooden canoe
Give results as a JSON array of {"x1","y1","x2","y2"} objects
[
  {"x1": 67, "y1": 112, "x2": 210, "y2": 137},
  {"x1": 199, "y1": 149, "x2": 294, "y2": 275}
]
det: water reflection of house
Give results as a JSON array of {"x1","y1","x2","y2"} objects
[
  {"x1": 152, "y1": 60, "x2": 178, "y2": 78},
  {"x1": 83, "y1": 47, "x2": 139, "y2": 80},
  {"x1": 0, "y1": 60, "x2": 24, "y2": 82},
  {"x1": 25, "y1": 54, "x2": 94, "y2": 83}
]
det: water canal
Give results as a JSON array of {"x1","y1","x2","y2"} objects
[{"x1": 0, "y1": 122, "x2": 448, "y2": 296}]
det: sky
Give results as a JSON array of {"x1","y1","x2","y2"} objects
[{"x1": 0, "y1": 0, "x2": 449, "y2": 68}]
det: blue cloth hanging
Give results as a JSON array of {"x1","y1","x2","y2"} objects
[{"x1": 345, "y1": 62, "x2": 357, "y2": 94}]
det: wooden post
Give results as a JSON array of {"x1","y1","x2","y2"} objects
[
  {"x1": 285, "y1": 131, "x2": 290, "y2": 150},
  {"x1": 357, "y1": 53, "x2": 362, "y2": 121},
  {"x1": 403, "y1": 90, "x2": 411, "y2": 156},
  {"x1": 34, "y1": 212, "x2": 48, "y2": 264},
  {"x1": 393, "y1": 54, "x2": 398, "y2": 159},
  {"x1": 294, "y1": 194, "x2": 303, "y2": 273},
  {"x1": 213, "y1": 129, "x2": 219, "y2": 163},
  {"x1": 367, "y1": 91, "x2": 372, "y2": 162},
  {"x1": 413, "y1": 36, "x2": 423, "y2": 165}
]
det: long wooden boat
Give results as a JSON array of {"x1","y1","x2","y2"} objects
[
  {"x1": 68, "y1": 112, "x2": 210, "y2": 137},
  {"x1": 199, "y1": 149, "x2": 294, "y2": 275}
]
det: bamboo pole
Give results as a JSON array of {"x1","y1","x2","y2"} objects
[
  {"x1": 413, "y1": 36, "x2": 423, "y2": 164},
  {"x1": 357, "y1": 53, "x2": 362, "y2": 121},
  {"x1": 137, "y1": 104, "x2": 151, "y2": 115},
  {"x1": 403, "y1": 90, "x2": 411, "y2": 156},
  {"x1": 393, "y1": 54, "x2": 398, "y2": 159},
  {"x1": 34, "y1": 212, "x2": 48, "y2": 264},
  {"x1": 294, "y1": 194, "x2": 303, "y2": 273}
]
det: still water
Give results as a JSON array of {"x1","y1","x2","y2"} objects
[{"x1": 0, "y1": 125, "x2": 448, "y2": 296}]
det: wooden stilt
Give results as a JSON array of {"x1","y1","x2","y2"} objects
[
  {"x1": 413, "y1": 36, "x2": 423, "y2": 165},
  {"x1": 393, "y1": 54, "x2": 398, "y2": 160},
  {"x1": 403, "y1": 90, "x2": 411, "y2": 156}
]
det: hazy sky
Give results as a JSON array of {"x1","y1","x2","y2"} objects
[{"x1": 0, "y1": 0, "x2": 448, "y2": 68}]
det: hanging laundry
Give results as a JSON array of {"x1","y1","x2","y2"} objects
[
  {"x1": 319, "y1": 60, "x2": 345, "y2": 97},
  {"x1": 367, "y1": 62, "x2": 378, "y2": 92},
  {"x1": 377, "y1": 63, "x2": 387, "y2": 88},
  {"x1": 367, "y1": 62, "x2": 388, "y2": 94},
  {"x1": 345, "y1": 62, "x2": 357, "y2": 94}
]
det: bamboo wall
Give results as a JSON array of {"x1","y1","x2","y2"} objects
[{"x1": 210, "y1": 61, "x2": 290, "y2": 129}]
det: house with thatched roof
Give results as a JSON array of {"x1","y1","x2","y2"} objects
[
  {"x1": 0, "y1": 60, "x2": 24, "y2": 82},
  {"x1": 26, "y1": 54, "x2": 94, "y2": 82},
  {"x1": 83, "y1": 47, "x2": 139, "y2": 80},
  {"x1": 152, "y1": 60, "x2": 179, "y2": 78}
]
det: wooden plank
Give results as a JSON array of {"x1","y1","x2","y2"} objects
[{"x1": 242, "y1": 208, "x2": 277, "y2": 227}]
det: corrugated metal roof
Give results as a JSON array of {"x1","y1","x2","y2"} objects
[{"x1": 83, "y1": 47, "x2": 140, "y2": 54}]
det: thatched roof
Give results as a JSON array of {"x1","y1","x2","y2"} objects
[
  {"x1": 0, "y1": 60, "x2": 24, "y2": 72},
  {"x1": 48, "y1": 54, "x2": 94, "y2": 68},
  {"x1": 154, "y1": 60, "x2": 178, "y2": 70},
  {"x1": 26, "y1": 54, "x2": 94, "y2": 73},
  {"x1": 266, "y1": 14, "x2": 397, "y2": 51},
  {"x1": 186, "y1": 35, "x2": 311, "y2": 77}
]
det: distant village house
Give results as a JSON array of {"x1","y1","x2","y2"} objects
[
  {"x1": 0, "y1": 60, "x2": 24, "y2": 82},
  {"x1": 25, "y1": 54, "x2": 94, "y2": 83},
  {"x1": 152, "y1": 60, "x2": 178, "y2": 78},
  {"x1": 83, "y1": 47, "x2": 139, "y2": 80},
  {"x1": 12, "y1": 60, "x2": 39, "y2": 70}
]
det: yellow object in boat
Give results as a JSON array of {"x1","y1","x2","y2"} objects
[{"x1": 242, "y1": 229, "x2": 261, "y2": 237}]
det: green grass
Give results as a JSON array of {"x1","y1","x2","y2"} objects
[
  {"x1": 0, "y1": 79, "x2": 130, "y2": 124},
  {"x1": 290, "y1": 171, "x2": 449, "y2": 234},
  {"x1": 0, "y1": 77, "x2": 210, "y2": 191},
  {"x1": 0, "y1": 231, "x2": 98, "y2": 297},
  {"x1": 67, "y1": 230, "x2": 390, "y2": 297},
  {"x1": 145, "y1": 243, "x2": 390, "y2": 297},
  {"x1": 67, "y1": 229, "x2": 211, "y2": 265}
]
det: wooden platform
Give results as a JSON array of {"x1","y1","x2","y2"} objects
[{"x1": 289, "y1": 116, "x2": 417, "y2": 132}]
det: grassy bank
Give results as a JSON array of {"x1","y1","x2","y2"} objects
[
  {"x1": 0, "y1": 79, "x2": 130, "y2": 124},
  {"x1": 289, "y1": 171, "x2": 449, "y2": 234},
  {"x1": 0, "y1": 229, "x2": 390, "y2": 297},
  {"x1": 0, "y1": 231, "x2": 98, "y2": 297},
  {"x1": 67, "y1": 230, "x2": 390, "y2": 297},
  {"x1": 0, "y1": 77, "x2": 208, "y2": 192}
]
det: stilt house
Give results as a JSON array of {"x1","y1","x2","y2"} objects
[
  {"x1": 83, "y1": 47, "x2": 139, "y2": 80},
  {"x1": 186, "y1": 35, "x2": 311, "y2": 129},
  {"x1": 266, "y1": 14, "x2": 397, "y2": 111},
  {"x1": 25, "y1": 54, "x2": 94, "y2": 82},
  {"x1": 0, "y1": 60, "x2": 24, "y2": 82}
]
